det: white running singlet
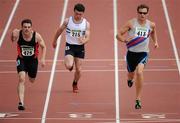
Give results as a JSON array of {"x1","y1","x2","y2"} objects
[{"x1": 66, "y1": 16, "x2": 87, "y2": 45}]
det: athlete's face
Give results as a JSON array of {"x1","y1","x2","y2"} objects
[
  {"x1": 74, "y1": 10, "x2": 84, "y2": 21},
  {"x1": 22, "y1": 23, "x2": 32, "y2": 35},
  {"x1": 137, "y1": 8, "x2": 148, "y2": 21}
]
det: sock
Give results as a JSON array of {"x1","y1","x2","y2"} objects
[{"x1": 73, "y1": 80, "x2": 77, "y2": 85}]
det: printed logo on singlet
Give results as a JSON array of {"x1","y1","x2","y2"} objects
[
  {"x1": 65, "y1": 46, "x2": 70, "y2": 50},
  {"x1": 21, "y1": 45, "x2": 34, "y2": 56},
  {"x1": 135, "y1": 27, "x2": 149, "y2": 38}
]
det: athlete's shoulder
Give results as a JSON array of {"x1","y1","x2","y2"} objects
[
  {"x1": 129, "y1": 18, "x2": 136, "y2": 23},
  {"x1": 85, "y1": 18, "x2": 90, "y2": 25},
  {"x1": 148, "y1": 20, "x2": 156, "y2": 28},
  {"x1": 65, "y1": 17, "x2": 70, "y2": 22},
  {"x1": 63, "y1": 18, "x2": 70, "y2": 26},
  {"x1": 35, "y1": 32, "x2": 43, "y2": 42},
  {"x1": 84, "y1": 17, "x2": 89, "y2": 22},
  {"x1": 85, "y1": 21, "x2": 90, "y2": 30},
  {"x1": 124, "y1": 18, "x2": 134, "y2": 29}
]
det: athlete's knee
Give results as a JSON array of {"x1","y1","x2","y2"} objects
[
  {"x1": 64, "y1": 56, "x2": 74, "y2": 71},
  {"x1": 64, "y1": 62, "x2": 73, "y2": 71},
  {"x1": 136, "y1": 64, "x2": 145, "y2": 76},
  {"x1": 136, "y1": 70, "x2": 143, "y2": 77},
  {"x1": 29, "y1": 77, "x2": 36, "y2": 83},
  {"x1": 19, "y1": 78, "x2": 25, "y2": 83},
  {"x1": 75, "y1": 68, "x2": 81, "y2": 75},
  {"x1": 18, "y1": 71, "x2": 26, "y2": 82},
  {"x1": 66, "y1": 65, "x2": 73, "y2": 71},
  {"x1": 19, "y1": 74, "x2": 25, "y2": 83},
  {"x1": 76, "y1": 69, "x2": 81, "y2": 74}
]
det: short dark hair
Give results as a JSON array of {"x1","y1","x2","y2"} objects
[
  {"x1": 21, "y1": 19, "x2": 32, "y2": 26},
  {"x1": 137, "y1": 4, "x2": 149, "y2": 13},
  {"x1": 74, "y1": 3, "x2": 85, "y2": 12}
]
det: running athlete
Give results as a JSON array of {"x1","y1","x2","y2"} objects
[
  {"x1": 11, "y1": 19, "x2": 46, "y2": 110},
  {"x1": 116, "y1": 4, "x2": 159, "y2": 109},
  {"x1": 52, "y1": 3, "x2": 90, "y2": 93}
]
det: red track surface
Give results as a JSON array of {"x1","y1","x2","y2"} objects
[{"x1": 0, "y1": 0, "x2": 179, "y2": 123}]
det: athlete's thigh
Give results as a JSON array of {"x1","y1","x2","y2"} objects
[
  {"x1": 136, "y1": 52, "x2": 148, "y2": 73},
  {"x1": 18, "y1": 71, "x2": 26, "y2": 81},
  {"x1": 64, "y1": 54, "x2": 74, "y2": 66},
  {"x1": 136, "y1": 63, "x2": 145, "y2": 73}
]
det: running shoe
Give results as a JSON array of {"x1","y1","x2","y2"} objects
[
  {"x1": 127, "y1": 80, "x2": 133, "y2": 87},
  {"x1": 135, "y1": 100, "x2": 141, "y2": 109},
  {"x1": 18, "y1": 102, "x2": 25, "y2": 110}
]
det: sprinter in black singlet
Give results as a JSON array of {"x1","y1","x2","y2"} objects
[{"x1": 11, "y1": 19, "x2": 46, "y2": 110}]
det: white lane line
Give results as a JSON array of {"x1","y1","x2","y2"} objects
[
  {"x1": 41, "y1": 0, "x2": 68, "y2": 123},
  {"x1": 0, "y1": 69, "x2": 179, "y2": 74},
  {"x1": 1, "y1": 117, "x2": 180, "y2": 122},
  {"x1": 56, "y1": 112, "x2": 106, "y2": 114},
  {"x1": 0, "y1": 0, "x2": 20, "y2": 47},
  {"x1": 162, "y1": 0, "x2": 180, "y2": 76},
  {"x1": 0, "y1": 58, "x2": 178, "y2": 63},
  {"x1": 113, "y1": 0, "x2": 120, "y2": 123},
  {"x1": 0, "y1": 113, "x2": 6, "y2": 118}
]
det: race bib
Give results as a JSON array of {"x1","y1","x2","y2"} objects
[
  {"x1": 71, "y1": 30, "x2": 81, "y2": 37},
  {"x1": 135, "y1": 27, "x2": 149, "y2": 38},
  {"x1": 21, "y1": 47, "x2": 34, "y2": 56}
]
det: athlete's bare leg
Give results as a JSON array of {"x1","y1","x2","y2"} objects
[
  {"x1": 17, "y1": 71, "x2": 26, "y2": 105},
  {"x1": 64, "y1": 55, "x2": 74, "y2": 71},
  {"x1": 74, "y1": 58, "x2": 82, "y2": 82},
  {"x1": 127, "y1": 72, "x2": 135, "y2": 81},
  {"x1": 71, "y1": 58, "x2": 82, "y2": 93},
  {"x1": 135, "y1": 63, "x2": 145, "y2": 100}
]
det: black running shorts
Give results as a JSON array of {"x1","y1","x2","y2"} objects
[
  {"x1": 126, "y1": 50, "x2": 148, "y2": 72},
  {"x1": 16, "y1": 56, "x2": 38, "y2": 78},
  {"x1": 65, "y1": 43, "x2": 85, "y2": 58}
]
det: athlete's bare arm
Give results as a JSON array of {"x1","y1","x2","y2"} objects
[
  {"x1": 116, "y1": 20, "x2": 132, "y2": 43},
  {"x1": 36, "y1": 33, "x2": 46, "y2": 67},
  {"x1": 78, "y1": 21, "x2": 90, "y2": 44},
  {"x1": 11, "y1": 29, "x2": 20, "y2": 42},
  {"x1": 52, "y1": 18, "x2": 69, "y2": 48},
  {"x1": 150, "y1": 22, "x2": 159, "y2": 48}
]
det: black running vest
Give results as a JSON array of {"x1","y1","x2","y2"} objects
[{"x1": 17, "y1": 30, "x2": 39, "y2": 59}]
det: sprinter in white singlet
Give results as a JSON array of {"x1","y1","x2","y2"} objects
[
  {"x1": 116, "y1": 4, "x2": 159, "y2": 109},
  {"x1": 53, "y1": 3, "x2": 90, "y2": 93}
]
